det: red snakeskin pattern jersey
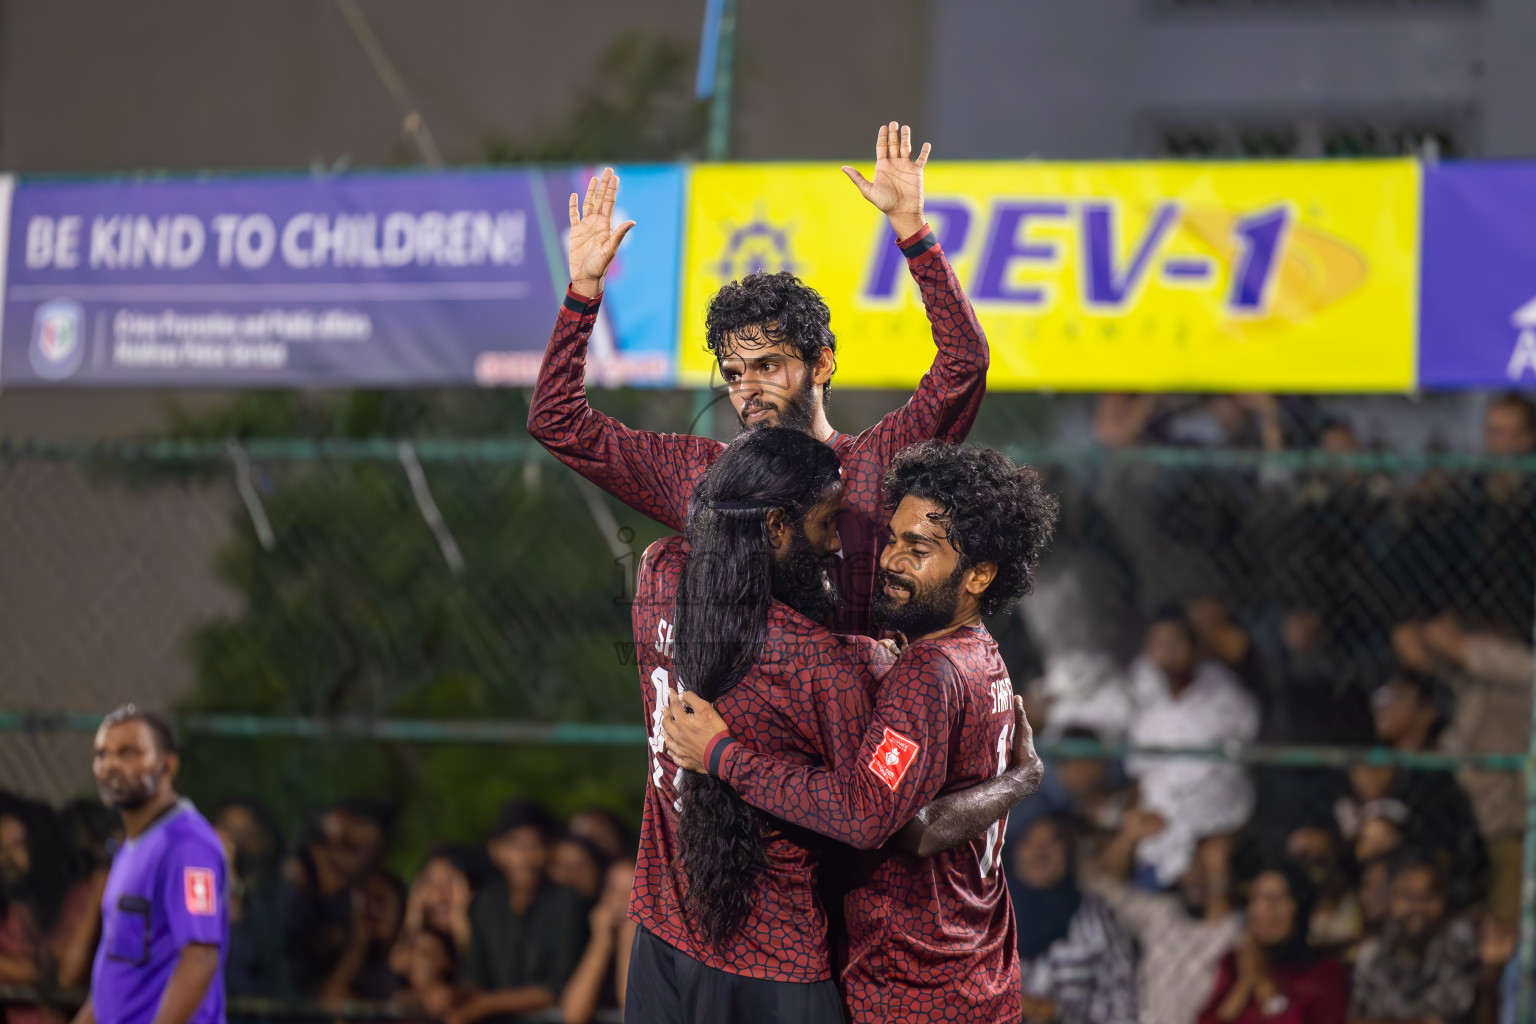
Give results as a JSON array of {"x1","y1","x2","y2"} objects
[
  {"x1": 626, "y1": 536, "x2": 894, "y2": 981},
  {"x1": 527, "y1": 226, "x2": 988, "y2": 636},
  {"x1": 715, "y1": 626, "x2": 1022, "y2": 1023}
]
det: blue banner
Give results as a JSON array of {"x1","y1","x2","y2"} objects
[
  {"x1": 0, "y1": 166, "x2": 682, "y2": 388},
  {"x1": 1420, "y1": 164, "x2": 1536, "y2": 390}
]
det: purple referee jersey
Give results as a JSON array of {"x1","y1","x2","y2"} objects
[{"x1": 92, "y1": 801, "x2": 228, "y2": 1024}]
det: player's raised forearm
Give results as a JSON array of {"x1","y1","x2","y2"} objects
[{"x1": 147, "y1": 944, "x2": 220, "y2": 1024}]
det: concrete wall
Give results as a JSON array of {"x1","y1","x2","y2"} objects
[{"x1": 930, "y1": 0, "x2": 1536, "y2": 159}]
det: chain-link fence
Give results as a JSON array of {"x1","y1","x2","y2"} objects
[{"x1": 0, "y1": 388, "x2": 1533, "y2": 1021}]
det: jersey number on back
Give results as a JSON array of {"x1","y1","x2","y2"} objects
[
  {"x1": 979, "y1": 720, "x2": 1014, "y2": 878},
  {"x1": 648, "y1": 667, "x2": 672, "y2": 790}
]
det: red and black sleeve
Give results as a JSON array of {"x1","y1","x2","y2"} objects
[
  {"x1": 527, "y1": 287, "x2": 721, "y2": 532},
  {"x1": 714, "y1": 644, "x2": 961, "y2": 850},
  {"x1": 850, "y1": 225, "x2": 990, "y2": 468}
]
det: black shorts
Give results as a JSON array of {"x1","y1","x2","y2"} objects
[{"x1": 624, "y1": 925, "x2": 846, "y2": 1024}]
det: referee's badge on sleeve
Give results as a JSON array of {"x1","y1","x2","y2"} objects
[
  {"x1": 867, "y1": 727, "x2": 919, "y2": 790},
  {"x1": 184, "y1": 867, "x2": 217, "y2": 916}
]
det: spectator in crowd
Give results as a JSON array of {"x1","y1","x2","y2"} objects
[
  {"x1": 55, "y1": 799, "x2": 119, "y2": 886},
  {"x1": 1285, "y1": 819, "x2": 1363, "y2": 955},
  {"x1": 1356, "y1": 858, "x2": 1394, "y2": 942},
  {"x1": 1411, "y1": 613, "x2": 1533, "y2": 924},
  {"x1": 1472, "y1": 917, "x2": 1516, "y2": 1024},
  {"x1": 1090, "y1": 815, "x2": 1244, "y2": 1024},
  {"x1": 1349, "y1": 849, "x2": 1479, "y2": 1024},
  {"x1": 0, "y1": 796, "x2": 103, "y2": 1022},
  {"x1": 283, "y1": 798, "x2": 403, "y2": 1002},
  {"x1": 318, "y1": 869, "x2": 405, "y2": 1006},
  {"x1": 451, "y1": 800, "x2": 587, "y2": 1024},
  {"x1": 1186, "y1": 596, "x2": 1265, "y2": 702},
  {"x1": 1335, "y1": 669, "x2": 1489, "y2": 912},
  {"x1": 548, "y1": 836, "x2": 608, "y2": 905},
  {"x1": 566, "y1": 808, "x2": 631, "y2": 863},
  {"x1": 1125, "y1": 609, "x2": 1260, "y2": 888},
  {"x1": 282, "y1": 808, "x2": 354, "y2": 997},
  {"x1": 213, "y1": 797, "x2": 289, "y2": 998},
  {"x1": 1253, "y1": 598, "x2": 1371, "y2": 746},
  {"x1": 1010, "y1": 815, "x2": 1138, "y2": 1024},
  {"x1": 394, "y1": 926, "x2": 458, "y2": 1019},
  {"x1": 1020, "y1": 551, "x2": 1140, "y2": 744},
  {"x1": 1009, "y1": 726, "x2": 1133, "y2": 866},
  {"x1": 1199, "y1": 863, "x2": 1348, "y2": 1024},
  {"x1": 560, "y1": 857, "x2": 637, "y2": 1024},
  {"x1": 389, "y1": 843, "x2": 481, "y2": 985},
  {"x1": 1472, "y1": 393, "x2": 1536, "y2": 635}
]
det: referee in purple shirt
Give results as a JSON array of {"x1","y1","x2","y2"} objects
[{"x1": 71, "y1": 706, "x2": 227, "y2": 1024}]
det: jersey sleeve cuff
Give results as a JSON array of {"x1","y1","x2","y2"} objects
[
  {"x1": 563, "y1": 285, "x2": 603, "y2": 316},
  {"x1": 705, "y1": 732, "x2": 739, "y2": 777},
  {"x1": 897, "y1": 224, "x2": 939, "y2": 261}
]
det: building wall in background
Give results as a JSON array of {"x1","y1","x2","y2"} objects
[{"x1": 930, "y1": 0, "x2": 1536, "y2": 159}]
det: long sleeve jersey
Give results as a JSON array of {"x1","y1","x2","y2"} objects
[
  {"x1": 626, "y1": 536, "x2": 894, "y2": 982},
  {"x1": 708, "y1": 625, "x2": 1023, "y2": 1024},
  {"x1": 528, "y1": 225, "x2": 989, "y2": 636}
]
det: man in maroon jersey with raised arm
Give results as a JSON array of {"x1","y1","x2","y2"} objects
[
  {"x1": 665, "y1": 441, "x2": 1060, "y2": 1024},
  {"x1": 529, "y1": 121, "x2": 988, "y2": 636},
  {"x1": 627, "y1": 429, "x2": 1042, "y2": 1023}
]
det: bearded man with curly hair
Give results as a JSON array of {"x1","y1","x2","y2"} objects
[
  {"x1": 665, "y1": 441, "x2": 1060, "y2": 1024},
  {"x1": 529, "y1": 122, "x2": 989, "y2": 637}
]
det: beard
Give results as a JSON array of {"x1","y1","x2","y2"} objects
[
  {"x1": 771, "y1": 531, "x2": 840, "y2": 624},
  {"x1": 872, "y1": 565, "x2": 965, "y2": 638},
  {"x1": 738, "y1": 371, "x2": 817, "y2": 434},
  {"x1": 97, "y1": 777, "x2": 156, "y2": 812}
]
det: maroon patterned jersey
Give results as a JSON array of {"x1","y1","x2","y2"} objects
[
  {"x1": 528, "y1": 226, "x2": 988, "y2": 636},
  {"x1": 626, "y1": 536, "x2": 894, "y2": 981},
  {"x1": 713, "y1": 626, "x2": 1022, "y2": 1023}
]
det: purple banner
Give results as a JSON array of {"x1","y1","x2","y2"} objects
[
  {"x1": 1421, "y1": 164, "x2": 1536, "y2": 390},
  {"x1": 0, "y1": 166, "x2": 681, "y2": 388}
]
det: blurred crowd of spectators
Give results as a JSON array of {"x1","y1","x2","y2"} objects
[
  {"x1": 0, "y1": 792, "x2": 635, "y2": 1023},
  {"x1": 1006, "y1": 392, "x2": 1536, "y2": 1022}
]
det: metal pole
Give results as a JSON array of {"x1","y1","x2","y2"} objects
[
  {"x1": 1517, "y1": 580, "x2": 1536, "y2": 1020},
  {"x1": 706, "y1": 0, "x2": 738, "y2": 161}
]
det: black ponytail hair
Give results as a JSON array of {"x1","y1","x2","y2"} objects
[{"x1": 673, "y1": 427, "x2": 841, "y2": 947}]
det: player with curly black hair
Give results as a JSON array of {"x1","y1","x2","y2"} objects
[
  {"x1": 529, "y1": 122, "x2": 990, "y2": 637},
  {"x1": 664, "y1": 441, "x2": 1059, "y2": 1024},
  {"x1": 873, "y1": 439, "x2": 1059, "y2": 631},
  {"x1": 703, "y1": 271, "x2": 835, "y2": 431}
]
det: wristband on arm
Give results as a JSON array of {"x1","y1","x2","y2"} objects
[{"x1": 704, "y1": 733, "x2": 738, "y2": 777}]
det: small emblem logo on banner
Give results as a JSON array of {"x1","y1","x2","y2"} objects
[{"x1": 30, "y1": 299, "x2": 86, "y2": 381}]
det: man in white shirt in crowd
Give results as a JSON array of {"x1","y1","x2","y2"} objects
[{"x1": 1124, "y1": 608, "x2": 1260, "y2": 889}]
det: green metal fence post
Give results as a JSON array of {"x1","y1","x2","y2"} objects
[
  {"x1": 706, "y1": 0, "x2": 737, "y2": 161},
  {"x1": 1518, "y1": 603, "x2": 1536, "y2": 1021}
]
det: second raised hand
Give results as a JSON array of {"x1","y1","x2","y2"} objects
[
  {"x1": 568, "y1": 167, "x2": 636, "y2": 299},
  {"x1": 842, "y1": 121, "x2": 930, "y2": 241}
]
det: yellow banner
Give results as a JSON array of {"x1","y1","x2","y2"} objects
[{"x1": 678, "y1": 162, "x2": 1419, "y2": 392}]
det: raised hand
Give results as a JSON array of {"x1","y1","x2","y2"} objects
[
  {"x1": 567, "y1": 167, "x2": 635, "y2": 298},
  {"x1": 842, "y1": 121, "x2": 930, "y2": 239}
]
